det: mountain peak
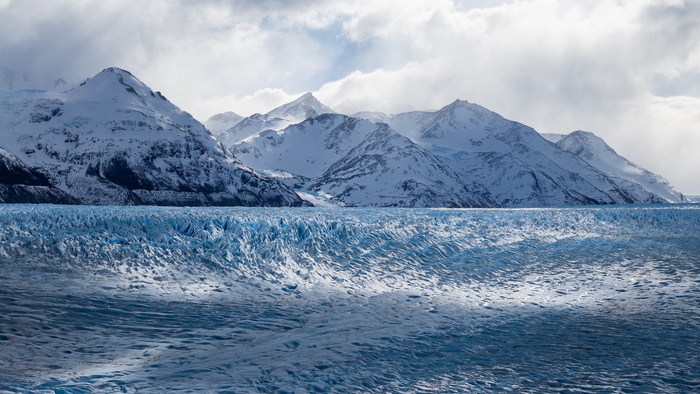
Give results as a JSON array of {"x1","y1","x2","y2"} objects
[
  {"x1": 72, "y1": 67, "x2": 164, "y2": 103},
  {"x1": 266, "y1": 92, "x2": 335, "y2": 121},
  {"x1": 556, "y1": 130, "x2": 685, "y2": 203},
  {"x1": 443, "y1": 98, "x2": 493, "y2": 113},
  {"x1": 102, "y1": 66, "x2": 135, "y2": 77},
  {"x1": 85, "y1": 67, "x2": 143, "y2": 87},
  {"x1": 558, "y1": 130, "x2": 619, "y2": 158},
  {"x1": 290, "y1": 92, "x2": 320, "y2": 105},
  {"x1": 568, "y1": 130, "x2": 596, "y2": 138}
]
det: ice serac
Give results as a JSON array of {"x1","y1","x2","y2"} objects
[
  {"x1": 215, "y1": 92, "x2": 336, "y2": 147},
  {"x1": 0, "y1": 67, "x2": 305, "y2": 207},
  {"x1": 0, "y1": 147, "x2": 79, "y2": 204},
  {"x1": 383, "y1": 100, "x2": 638, "y2": 207},
  {"x1": 554, "y1": 130, "x2": 686, "y2": 203}
]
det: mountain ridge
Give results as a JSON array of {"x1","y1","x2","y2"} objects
[
  {"x1": 231, "y1": 94, "x2": 683, "y2": 207},
  {"x1": 212, "y1": 93, "x2": 337, "y2": 147}
]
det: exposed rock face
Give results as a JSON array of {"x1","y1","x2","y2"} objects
[{"x1": 0, "y1": 148, "x2": 79, "y2": 204}]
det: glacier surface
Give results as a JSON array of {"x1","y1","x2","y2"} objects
[{"x1": 1, "y1": 205, "x2": 699, "y2": 392}]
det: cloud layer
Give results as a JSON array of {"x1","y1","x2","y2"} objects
[{"x1": 1, "y1": 0, "x2": 699, "y2": 193}]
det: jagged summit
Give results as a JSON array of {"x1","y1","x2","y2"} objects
[
  {"x1": 266, "y1": 92, "x2": 335, "y2": 121},
  {"x1": 429, "y1": 99, "x2": 506, "y2": 131},
  {"x1": 71, "y1": 67, "x2": 165, "y2": 102},
  {"x1": 214, "y1": 93, "x2": 336, "y2": 147}
]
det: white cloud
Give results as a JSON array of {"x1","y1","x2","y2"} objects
[
  {"x1": 313, "y1": 0, "x2": 700, "y2": 193},
  {"x1": 609, "y1": 95, "x2": 700, "y2": 195},
  {"x1": 188, "y1": 88, "x2": 298, "y2": 119},
  {"x1": 1, "y1": 0, "x2": 699, "y2": 193}
]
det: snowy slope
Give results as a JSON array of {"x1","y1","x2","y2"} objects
[
  {"x1": 215, "y1": 113, "x2": 292, "y2": 147},
  {"x1": 0, "y1": 147, "x2": 79, "y2": 204},
  {"x1": 232, "y1": 114, "x2": 382, "y2": 179},
  {"x1": 371, "y1": 100, "x2": 640, "y2": 207},
  {"x1": 232, "y1": 114, "x2": 493, "y2": 207},
  {"x1": 215, "y1": 93, "x2": 336, "y2": 147},
  {"x1": 311, "y1": 125, "x2": 492, "y2": 207},
  {"x1": 553, "y1": 131, "x2": 686, "y2": 203},
  {"x1": 0, "y1": 68, "x2": 305, "y2": 207}
]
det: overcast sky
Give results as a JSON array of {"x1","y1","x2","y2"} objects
[{"x1": 1, "y1": 0, "x2": 699, "y2": 194}]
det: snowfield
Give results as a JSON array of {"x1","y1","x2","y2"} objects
[{"x1": 1, "y1": 204, "x2": 699, "y2": 392}]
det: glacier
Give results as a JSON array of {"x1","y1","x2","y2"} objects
[{"x1": 1, "y1": 204, "x2": 699, "y2": 392}]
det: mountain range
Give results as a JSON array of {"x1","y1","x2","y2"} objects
[
  {"x1": 0, "y1": 67, "x2": 686, "y2": 207},
  {"x1": 214, "y1": 94, "x2": 685, "y2": 207}
]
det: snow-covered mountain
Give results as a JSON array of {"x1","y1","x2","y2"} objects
[
  {"x1": 232, "y1": 114, "x2": 493, "y2": 207},
  {"x1": 356, "y1": 100, "x2": 643, "y2": 207},
  {"x1": 545, "y1": 131, "x2": 686, "y2": 203},
  {"x1": 0, "y1": 68, "x2": 305, "y2": 207},
  {"x1": 267, "y1": 92, "x2": 336, "y2": 121},
  {"x1": 215, "y1": 93, "x2": 336, "y2": 147},
  {"x1": 350, "y1": 111, "x2": 393, "y2": 124},
  {"x1": 228, "y1": 97, "x2": 686, "y2": 208},
  {"x1": 233, "y1": 114, "x2": 377, "y2": 179},
  {"x1": 310, "y1": 124, "x2": 492, "y2": 207},
  {"x1": 0, "y1": 147, "x2": 79, "y2": 204},
  {"x1": 203, "y1": 111, "x2": 243, "y2": 135}
]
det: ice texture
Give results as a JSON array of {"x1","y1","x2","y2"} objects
[{"x1": 1, "y1": 205, "x2": 699, "y2": 392}]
